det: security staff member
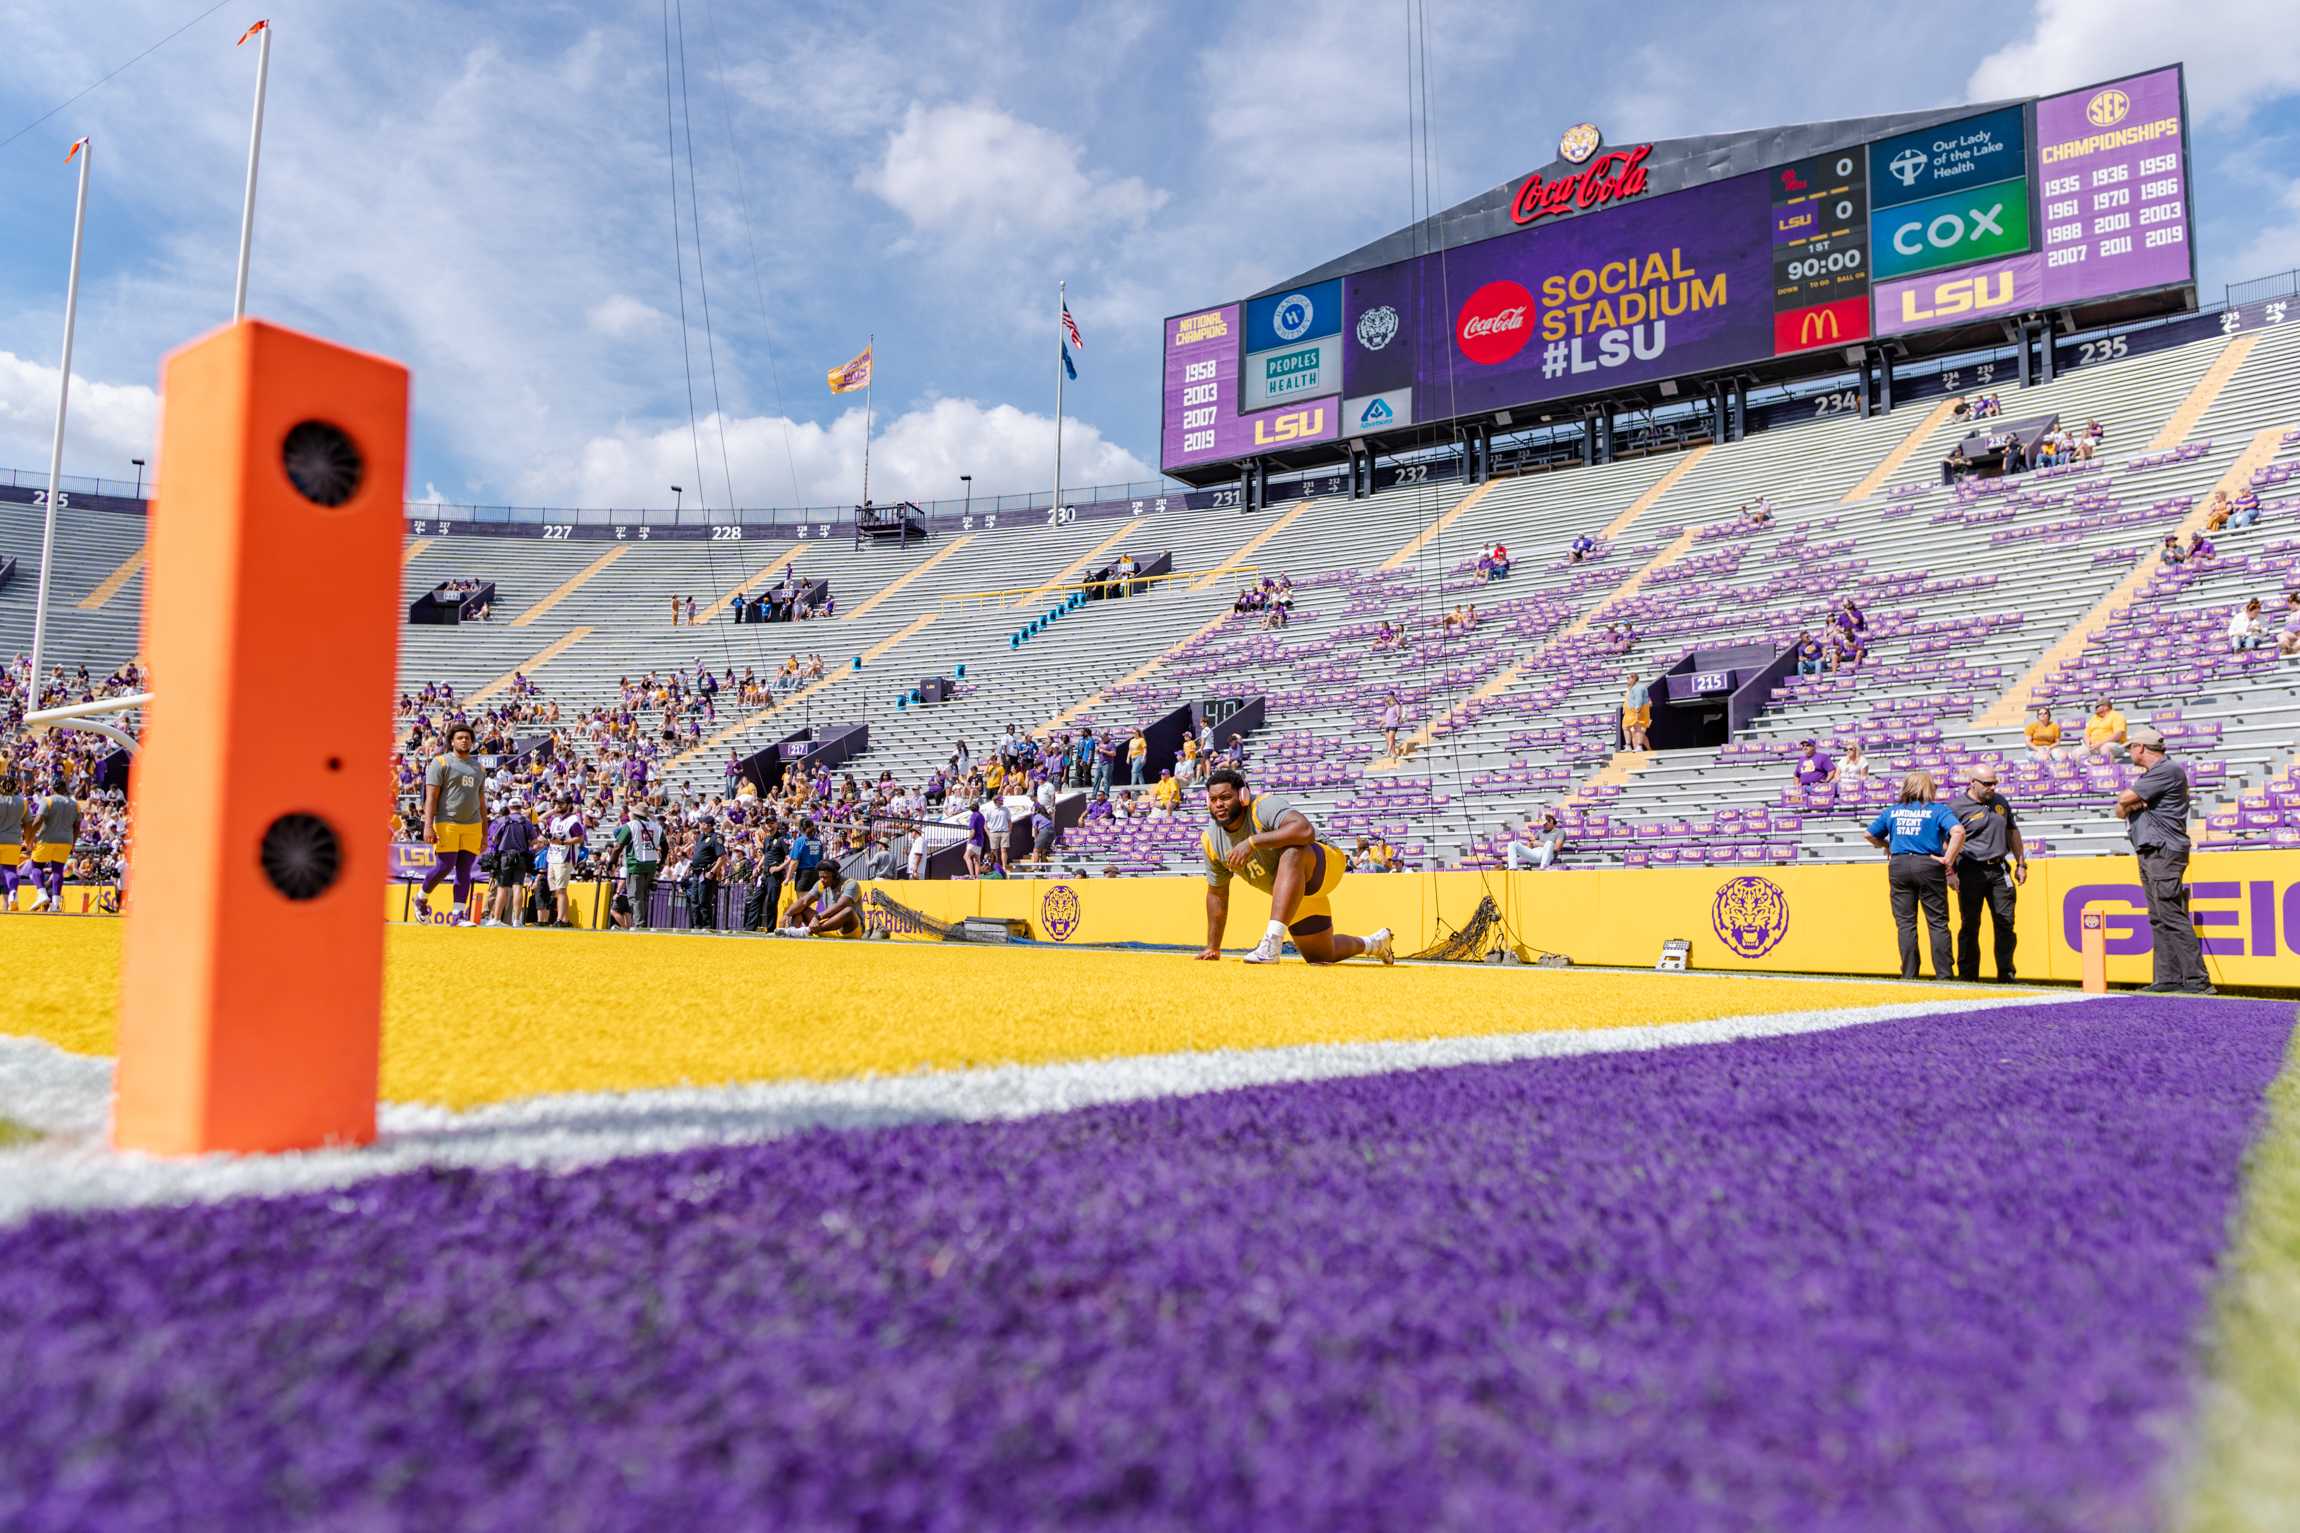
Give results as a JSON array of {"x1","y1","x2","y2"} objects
[
  {"x1": 686, "y1": 816, "x2": 726, "y2": 932},
  {"x1": 2114, "y1": 726, "x2": 2211, "y2": 994},
  {"x1": 1864, "y1": 770, "x2": 1966, "y2": 979},
  {"x1": 1951, "y1": 765, "x2": 2026, "y2": 982}
]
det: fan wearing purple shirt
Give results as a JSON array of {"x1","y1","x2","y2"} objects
[{"x1": 1792, "y1": 740, "x2": 1836, "y2": 789}]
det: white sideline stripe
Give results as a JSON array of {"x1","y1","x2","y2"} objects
[{"x1": 0, "y1": 992, "x2": 2096, "y2": 1225}]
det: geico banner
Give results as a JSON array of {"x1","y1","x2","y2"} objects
[
  {"x1": 1399, "y1": 170, "x2": 1775, "y2": 418},
  {"x1": 856, "y1": 849, "x2": 2300, "y2": 987},
  {"x1": 1872, "y1": 252, "x2": 2045, "y2": 338}
]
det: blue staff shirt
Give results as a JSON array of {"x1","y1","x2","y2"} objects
[{"x1": 1868, "y1": 802, "x2": 1960, "y2": 855}]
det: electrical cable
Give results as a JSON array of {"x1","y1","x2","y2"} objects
[{"x1": 0, "y1": 0, "x2": 238, "y2": 157}]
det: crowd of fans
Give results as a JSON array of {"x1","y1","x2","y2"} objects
[
  {"x1": 1232, "y1": 575, "x2": 1294, "y2": 628},
  {"x1": 1, "y1": 654, "x2": 139, "y2": 899}
]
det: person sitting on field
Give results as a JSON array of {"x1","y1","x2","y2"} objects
[
  {"x1": 1196, "y1": 768, "x2": 1392, "y2": 966},
  {"x1": 779, "y1": 863, "x2": 862, "y2": 938}
]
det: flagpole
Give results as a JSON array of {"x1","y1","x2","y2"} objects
[
  {"x1": 29, "y1": 140, "x2": 92, "y2": 716},
  {"x1": 1051, "y1": 279, "x2": 1066, "y2": 519},
  {"x1": 860, "y1": 332, "x2": 874, "y2": 507},
  {"x1": 232, "y1": 20, "x2": 271, "y2": 322}
]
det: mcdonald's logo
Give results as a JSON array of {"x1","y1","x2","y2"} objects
[{"x1": 1773, "y1": 297, "x2": 1869, "y2": 356}]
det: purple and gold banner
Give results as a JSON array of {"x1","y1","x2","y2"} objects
[
  {"x1": 1872, "y1": 252, "x2": 2044, "y2": 338},
  {"x1": 1160, "y1": 304, "x2": 1341, "y2": 470},
  {"x1": 2037, "y1": 65, "x2": 2191, "y2": 304}
]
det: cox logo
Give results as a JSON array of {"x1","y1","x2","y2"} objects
[
  {"x1": 1890, "y1": 200, "x2": 2007, "y2": 258},
  {"x1": 1456, "y1": 280, "x2": 1535, "y2": 365},
  {"x1": 1273, "y1": 292, "x2": 1316, "y2": 342}
]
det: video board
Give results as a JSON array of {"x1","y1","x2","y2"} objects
[{"x1": 1160, "y1": 64, "x2": 2192, "y2": 475}]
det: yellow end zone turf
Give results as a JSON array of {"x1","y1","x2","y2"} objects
[{"x1": 1, "y1": 921, "x2": 1975, "y2": 1110}]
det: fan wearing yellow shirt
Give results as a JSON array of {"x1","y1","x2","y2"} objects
[
  {"x1": 2082, "y1": 698, "x2": 2127, "y2": 762},
  {"x1": 2024, "y1": 707, "x2": 2065, "y2": 762}
]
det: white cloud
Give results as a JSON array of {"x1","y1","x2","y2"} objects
[
  {"x1": 1968, "y1": 0, "x2": 2300, "y2": 123},
  {"x1": 862, "y1": 101, "x2": 1166, "y2": 236},
  {"x1": 586, "y1": 294, "x2": 668, "y2": 338},
  {"x1": 2227, "y1": 178, "x2": 2300, "y2": 282},
  {"x1": 0, "y1": 351, "x2": 159, "y2": 479},
  {"x1": 553, "y1": 397, "x2": 1151, "y2": 512}
]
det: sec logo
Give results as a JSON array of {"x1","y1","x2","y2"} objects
[{"x1": 2086, "y1": 88, "x2": 2131, "y2": 128}]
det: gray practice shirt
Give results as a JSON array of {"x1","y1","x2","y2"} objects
[
  {"x1": 425, "y1": 752, "x2": 486, "y2": 824},
  {"x1": 0, "y1": 794, "x2": 25, "y2": 843},
  {"x1": 35, "y1": 794, "x2": 78, "y2": 846},
  {"x1": 1953, "y1": 792, "x2": 2018, "y2": 861},
  {"x1": 2126, "y1": 759, "x2": 2192, "y2": 853}
]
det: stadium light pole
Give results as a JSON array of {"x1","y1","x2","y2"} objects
[
  {"x1": 28, "y1": 137, "x2": 92, "y2": 717},
  {"x1": 672, "y1": 484, "x2": 684, "y2": 518},
  {"x1": 231, "y1": 19, "x2": 272, "y2": 323},
  {"x1": 130, "y1": 458, "x2": 146, "y2": 499},
  {"x1": 960, "y1": 473, "x2": 971, "y2": 526}
]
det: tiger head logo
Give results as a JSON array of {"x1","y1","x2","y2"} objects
[
  {"x1": 1711, "y1": 876, "x2": 1790, "y2": 959},
  {"x1": 1040, "y1": 883, "x2": 1082, "y2": 943}
]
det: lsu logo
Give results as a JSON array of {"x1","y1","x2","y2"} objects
[
  {"x1": 1711, "y1": 876, "x2": 1790, "y2": 959},
  {"x1": 1252, "y1": 405, "x2": 1327, "y2": 446},
  {"x1": 1040, "y1": 883, "x2": 1082, "y2": 942},
  {"x1": 2086, "y1": 88, "x2": 2131, "y2": 128},
  {"x1": 1896, "y1": 270, "x2": 2017, "y2": 325}
]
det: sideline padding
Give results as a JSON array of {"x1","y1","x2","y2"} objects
[{"x1": 850, "y1": 849, "x2": 2300, "y2": 989}]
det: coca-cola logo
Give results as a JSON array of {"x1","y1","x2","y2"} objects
[
  {"x1": 1511, "y1": 143, "x2": 1653, "y2": 226},
  {"x1": 1457, "y1": 280, "x2": 1535, "y2": 365}
]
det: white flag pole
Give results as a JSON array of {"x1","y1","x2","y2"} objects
[
  {"x1": 231, "y1": 21, "x2": 272, "y2": 322},
  {"x1": 28, "y1": 140, "x2": 92, "y2": 716},
  {"x1": 1051, "y1": 280, "x2": 1066, "y2": 520},
  {"x1": 860, "y1": 333, "x2": 874, "y2": 507}
]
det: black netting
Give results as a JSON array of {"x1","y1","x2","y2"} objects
[{"x1": 1405, "y1": 894, "x2": 1516, "y2": 963}]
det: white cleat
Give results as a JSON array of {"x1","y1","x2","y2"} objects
[
  {"x1": 28, "y1": 892, "x2": 52, "y2": 913},
  {"x1": 1242, "y1": 932, "x2": 1286, "y2": 964},
  {"x1": 1366, "y1": 928, "x2": 1395, "y2": 965}
]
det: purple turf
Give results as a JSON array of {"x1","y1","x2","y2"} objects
[{"x1": 0, "y1": 997, "x2": 2289, "y2": 1532}]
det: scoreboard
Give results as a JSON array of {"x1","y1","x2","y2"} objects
[{"x1": 1161, "y1": 63, "x2": 2192, "y2": 476}]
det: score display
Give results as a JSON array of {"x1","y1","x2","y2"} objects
[
  {"x1": 1160, "y1": 64, "x2": 2192, "y2": 475},
  {"x1": 1770, "y1": 150, "x2": 1872, "y2": 353},
  {"x1": 2035, "y1": 64, "x2": 2190, "y2": 304}
]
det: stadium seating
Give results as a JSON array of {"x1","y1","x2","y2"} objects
[{"x1": 5, "y1": 314, "x2": 2297, "y2": 877}]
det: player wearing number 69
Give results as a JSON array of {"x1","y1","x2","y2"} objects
[{"x1": 1197, "y1": 768, "x2": 1392, "y2": 966}]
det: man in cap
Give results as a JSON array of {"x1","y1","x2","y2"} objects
[
  {"x1": 1951, "y1": 765, "x2": 2026, "y2": 982},
  {"x1": 2113, "y1": 726, "x2": 2211, "y2": 994}
]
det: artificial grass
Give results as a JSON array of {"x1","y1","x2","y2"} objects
[
  {"x1": 0, "y1": 918, "x2": 1973, "y2": 1109},
  {"x1": 2171, "y1": 1022, "x2": 2300, "y2": 1532}
]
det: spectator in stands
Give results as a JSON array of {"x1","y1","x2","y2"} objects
[
  {"x1": 1569, "y1": 534, "x2": 1596, "y2": 564},
  {"x1": 670, "y1": 595, "x2": 683, "y2": 627},
  {"x1": 1379, "y1": 693, "x2": 1405, "y2": 757},
  {"x1": 2080, "y1": 419, "x2": 2103, "y2": 458},
  {"x1": 1827, "y1": 623, "x2": 1865, "y2": 672},
  {"x1": 1740, "y1": 501, "x2": 1772, "y2": 527},
  {"x1": 2204, "y1": 490, "x2": 2233, "y2": 531},
  {"x1": 1348, "y1": 836, "x2": 1375, "y2": 872},
  {"x1": 2230, "y1": 488, "x2": 2264, "y2": 530},
  {"x1": 1840, "y1": 741, "x2": 1873, "y2": 784},
  {"x1": 1127, "y1": 728, "x2": 1148, "y2": 785},
  {"x1": 1374, "y1": 620, "x2": 1400, "y2": 650},
  {"x1": 2025, "y1": 707, "x2": 2065, "y2": 761},
  {"x1": 981, "y1": 790, "x2": 1011, "y2": 877},
  {"x1": 2159, "y1": 534, "x2": 2186, "y2": 567},
  {"x1": 2229, "y1": 597, "x2": 2270, "y2": 652},
  {"x1": 2185, "y1": 531, "x2": 2217, "y2": 565},
  {"x1": 1093, "y1": 730, "x2": 1122, "y2": 791},
  {"x1": 1620, "y1": 673, "x2": 1652, "y2": 751},
  {"x1": 1794, "y1": 629, "x2": 1826, "y2": 677},
  {"x1": 2083, "y1": 698, "x2": 2128, "y2": 762},
  {"x1": 1864, "y1": 771, "x2": 1965, "y2": 980},
  {"x1": 1835, "y1": 596, "x2": 1867, "y2": 639},
  {"x1": 2281, "y1": 592, "x2": 2300, "y2": 658},
  {"x1": 1792, "y1": 739, "x2": 1837, "y2": 790},
  {"x1": 1488, "y1": 542, "x2": 1510, "y2": 579},
  {"x1": 1942, "y1": 444, "x2": 1972, "y2": 485},
  {"x1": 1150, "y1": 769, "x2": 1181, "y2": 819},
  {"x1": 1603, "y1": 621, "x2": 1632, "y2": 654},
  {"x1": 1506, "y1": 812, "x2": 1566, "y2": 871}
]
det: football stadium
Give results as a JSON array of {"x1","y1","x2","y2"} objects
[{"x1": 3, "y1": 8, "x2": 2299, "y2": 1528}]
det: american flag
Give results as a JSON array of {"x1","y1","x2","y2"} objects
[{"x1": 1061, "y1": 301, "x2": 1084, "y2": 352}]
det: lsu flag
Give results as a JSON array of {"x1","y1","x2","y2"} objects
[{"x1": 826, "y1": 343, "x2": 873, "y2": 395}]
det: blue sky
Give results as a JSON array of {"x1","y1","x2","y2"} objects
[{"x1": 0, "y1": 0, "x2": 2294, "y2": 512}]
